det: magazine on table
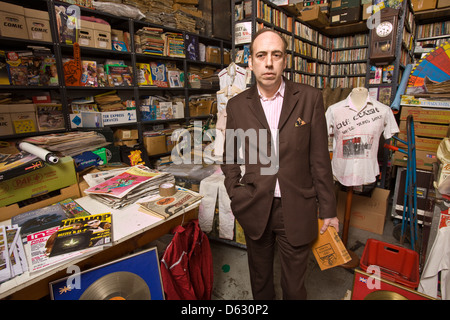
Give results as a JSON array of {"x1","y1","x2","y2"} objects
[
  {"x1": 48, "y1": 212, "x2": 112, "y2": 258},
  {"x1": 25, "y1": 226, "x2": 102, "y2": 274},
  {"x1": 138, "y1": 189, "x2": 203, "y2": 219}
]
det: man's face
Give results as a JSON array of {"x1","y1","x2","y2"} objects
[{"x1": 248, "y1": 31, "x2": 287, "y2": 93}]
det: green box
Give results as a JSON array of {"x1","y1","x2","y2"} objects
[{"x1": 0, "y1": 156, "x2": 77, "y2": 207}]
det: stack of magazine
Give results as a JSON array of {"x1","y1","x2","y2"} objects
[
  {"x1": 83, "y1": 165, "x2": 175, "y2": 209},
  {"x1": 0, "y1": 198, "x2": 110, "y2": 280}
]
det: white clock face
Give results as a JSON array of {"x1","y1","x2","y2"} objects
[{"x1": 376, "y1": 21, "x2": 393, "y2": 37}]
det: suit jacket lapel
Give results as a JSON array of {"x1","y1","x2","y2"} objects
[
  {"x1": 246, "y1": 85, "x2": 270, "y2": 131},
  {"x1": 278, "y1": 79, "x2": 300, "y2": 130}
]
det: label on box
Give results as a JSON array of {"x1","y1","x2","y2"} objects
[{"x1": 102, "y1": 110, "x2": 137, "y2": 125}]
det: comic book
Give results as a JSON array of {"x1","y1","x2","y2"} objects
[
  {"x1": 48, "y1": 212, "x2": 112, "y2": 257},
  {"x1": 149, "y1": 62, "x2": 168, "y2": 87},
  {"x1": 0, "y1": 226, "x2": 12, "y2": 283}
]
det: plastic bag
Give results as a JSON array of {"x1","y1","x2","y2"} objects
[{"x1": 93, "y1": 1, "x2": 145, "y2": 20}]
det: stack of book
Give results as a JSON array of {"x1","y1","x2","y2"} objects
[
  {"x1": 164, "y1": 32, "x2": 185, "y2": 58},
  {"x1": 137, "y1": 27, "x2": 165, "y2": 56}
]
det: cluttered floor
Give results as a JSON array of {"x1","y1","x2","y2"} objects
[{"x1": 209, "y1": 206, "x2": 400, "y2": 300}]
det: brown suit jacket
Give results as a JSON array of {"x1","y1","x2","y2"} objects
[{"x1": 221, "y1": 78, "x2": 337, "y2": 247}]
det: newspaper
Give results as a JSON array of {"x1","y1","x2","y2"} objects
[
  {"x1": 0, "y1": 226, "x2": 12, "y2": 283},
  {"x1": 84, "y1": 165, "x2": 171, "y2": 198}
]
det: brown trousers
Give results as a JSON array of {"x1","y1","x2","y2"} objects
[{"x1": 244, "y1": 198, "x2": 310, "y2": 300}]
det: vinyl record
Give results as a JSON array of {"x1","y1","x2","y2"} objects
[
  {"x1": 364, "y1": 290, "x2": 408, "y2": 300},
  {"x1": 80, "y1": 271, "x2": 151, "y2": 300}
]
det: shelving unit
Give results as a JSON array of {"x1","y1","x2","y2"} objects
[
  {"x1": 0, "y1": 0, "x2": 231, "y2": 161},
  {"x1": 365, "y1": 0, "x2": 416, "y2": 107}
]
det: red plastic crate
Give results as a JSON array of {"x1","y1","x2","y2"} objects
[{"x1": 360, "y1": 239, "x2": 420, "y2": 289}]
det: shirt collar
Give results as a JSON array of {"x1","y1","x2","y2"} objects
[
  {"x1": 346, "y1": 93, "x2": 373, "y2": 111},
  {"x1": 257, "y1": 79, "x2": 285, "y2": 102}
]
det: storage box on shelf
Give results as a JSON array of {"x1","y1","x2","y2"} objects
[
  {"x1": 0, "y1": 1, "x2": 28, "y2": 40},
  {"x1": 393, "y1": 98, "x2": 450, "y2": 171}
]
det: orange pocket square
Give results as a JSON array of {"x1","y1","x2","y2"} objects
[{"x1": 295, "y1": 117, "x2": 306, "y2": 127}]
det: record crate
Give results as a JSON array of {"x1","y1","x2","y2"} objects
[{"x1": 360, "y1": 239, "x2": 420, "y2": 289}]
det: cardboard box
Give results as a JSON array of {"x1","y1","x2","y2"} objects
[
  {"x1": 206, "y1": 46, "x2": 221, "y2": 64},
  {"x1": 397, "y1": 134, "x2": 442, "y2": 153},
  {"x1": 93, "y1": 21, "x2": 111, "y2": 50},
  {"x1": 393, "y1": 149, "x2": 437, "y2": 171},
  {"x1": 311, "y1": 219, "x2": 351, "y2": 270},
  {"x1": 70, "y1": 110, "x2": 137, "y2": 128},
  {"x1": 330, "y1": 7, "x2": 361, "y2": 25},
  {"x1": 79, "y1": 19, "x2": 95, "y2": 48},
  {"x1": 0, "y1": 183, "x2": 80, "y2": 222},
  {"x1": 399, "y1": 121, "x2": 449, "y2": 139},
  {"x1": 144, "y1": 135, "x2": 167, "y2": 156},
  {"x1": 9, "y1": 104, "x2": 37, "y2": 134},
  {"x1": 337, "y1": 187, "x2": 390, "y2": 235},
  {"x1": 0, "y1": 156, "x2": 77, "y2": 208},
  {"x1": 412, "y1": 0, "x2": 436, "y2": 11},
  {"x1": 400, "y1": 106, "x2": 450, "y2": 124},
  {"x1": 362, "y1": 3, "x2": 372, "y2": 20},
  {"x1": 24, "y1": 8, "x2": 51, "y2": 42},
  {"x1": 114, "y1": 128, "x2": 138, "y2": 141},
  {"x1": 0, "y1": 112, "x2": 13, "y2": 135},
  {"x1": 437, "y1": 0, "x2": 450, "y2": 8},
  {"x1": 330, "y1": 0, "x2": 361, "y2": 10},
  {"x1": 299, "y1": 6, "x2": 330, "y2": 28},
  {"x1": 0, "y1": 1, "x2": 28, "y2": 39}
]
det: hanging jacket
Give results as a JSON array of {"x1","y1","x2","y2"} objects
[{"x1": 160, "y1": 219, "x2": 213, "y2": 300}]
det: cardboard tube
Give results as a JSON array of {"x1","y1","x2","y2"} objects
[{"x1": 18, "y1": 142, "x2": 59, "y2": 164}]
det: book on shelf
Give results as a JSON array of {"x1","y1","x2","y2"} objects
[
  {"x1": 36, "y1": 103, "x2": 65, "y2": 131},
  {"x1": 150, "y1": 62, "x2": 169, "y2": 87},
  {"x1": 235, "y1": 21, "x2": 252, "y2": 45}
]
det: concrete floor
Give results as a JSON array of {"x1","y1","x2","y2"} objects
[{"x1": 210, "y1": 217, "x2": 399, "y2": 300}]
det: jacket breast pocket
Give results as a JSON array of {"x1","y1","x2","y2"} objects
[{"x1": 295, "y1": 123, "x2": 311, "y2": 150}]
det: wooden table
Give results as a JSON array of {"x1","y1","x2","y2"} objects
[{"x1": 0, "y1": 196, "x2": 199, "y2": 300}]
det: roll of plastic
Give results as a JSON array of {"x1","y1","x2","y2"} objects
[
  {"x1": 18, "y1": 142, "x2": 59, "y2": 164},
  {"x1": 159, "y1": 183, "x2": 176, "y2": 197}
]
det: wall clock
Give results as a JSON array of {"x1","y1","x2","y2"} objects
[{"x1": 369, "y1": 8, "x2": 400, "y2": 64}]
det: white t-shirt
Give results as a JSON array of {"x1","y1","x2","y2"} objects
[{"x1": 325, "y1": 95, "x2": 399, "y2": 187}]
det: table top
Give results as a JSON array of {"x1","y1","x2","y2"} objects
[{"x1": 0, "y1": 195, "x2": 200, "y2": 299}]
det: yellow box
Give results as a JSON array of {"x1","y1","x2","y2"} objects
[
  {"x1": 9, "y1": 104, "x2": 37, "y2": 134},
  {"x1": 0, "y1": 184, "x2": 80, "y2": 222},
  {"x1": 0, "y1": 1, "x2": 28, "y2": 39},
  {"x1": 311, "y1": 219, "x2": 351, "y2": 270},
  {"x1": 412, "y1": 0, "x2": 437, "y2": 11},
  {"x1": 24, "y1": 8, "x2": 51, "y2": 42}
]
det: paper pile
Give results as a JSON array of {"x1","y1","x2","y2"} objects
[{"x1": 83, "y1": 165, "x2": 175, "y2": 209}]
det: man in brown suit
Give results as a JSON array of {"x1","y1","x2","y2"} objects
[{"x1": 221, "y1": 29, "x2": 339, "y2": 299}]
